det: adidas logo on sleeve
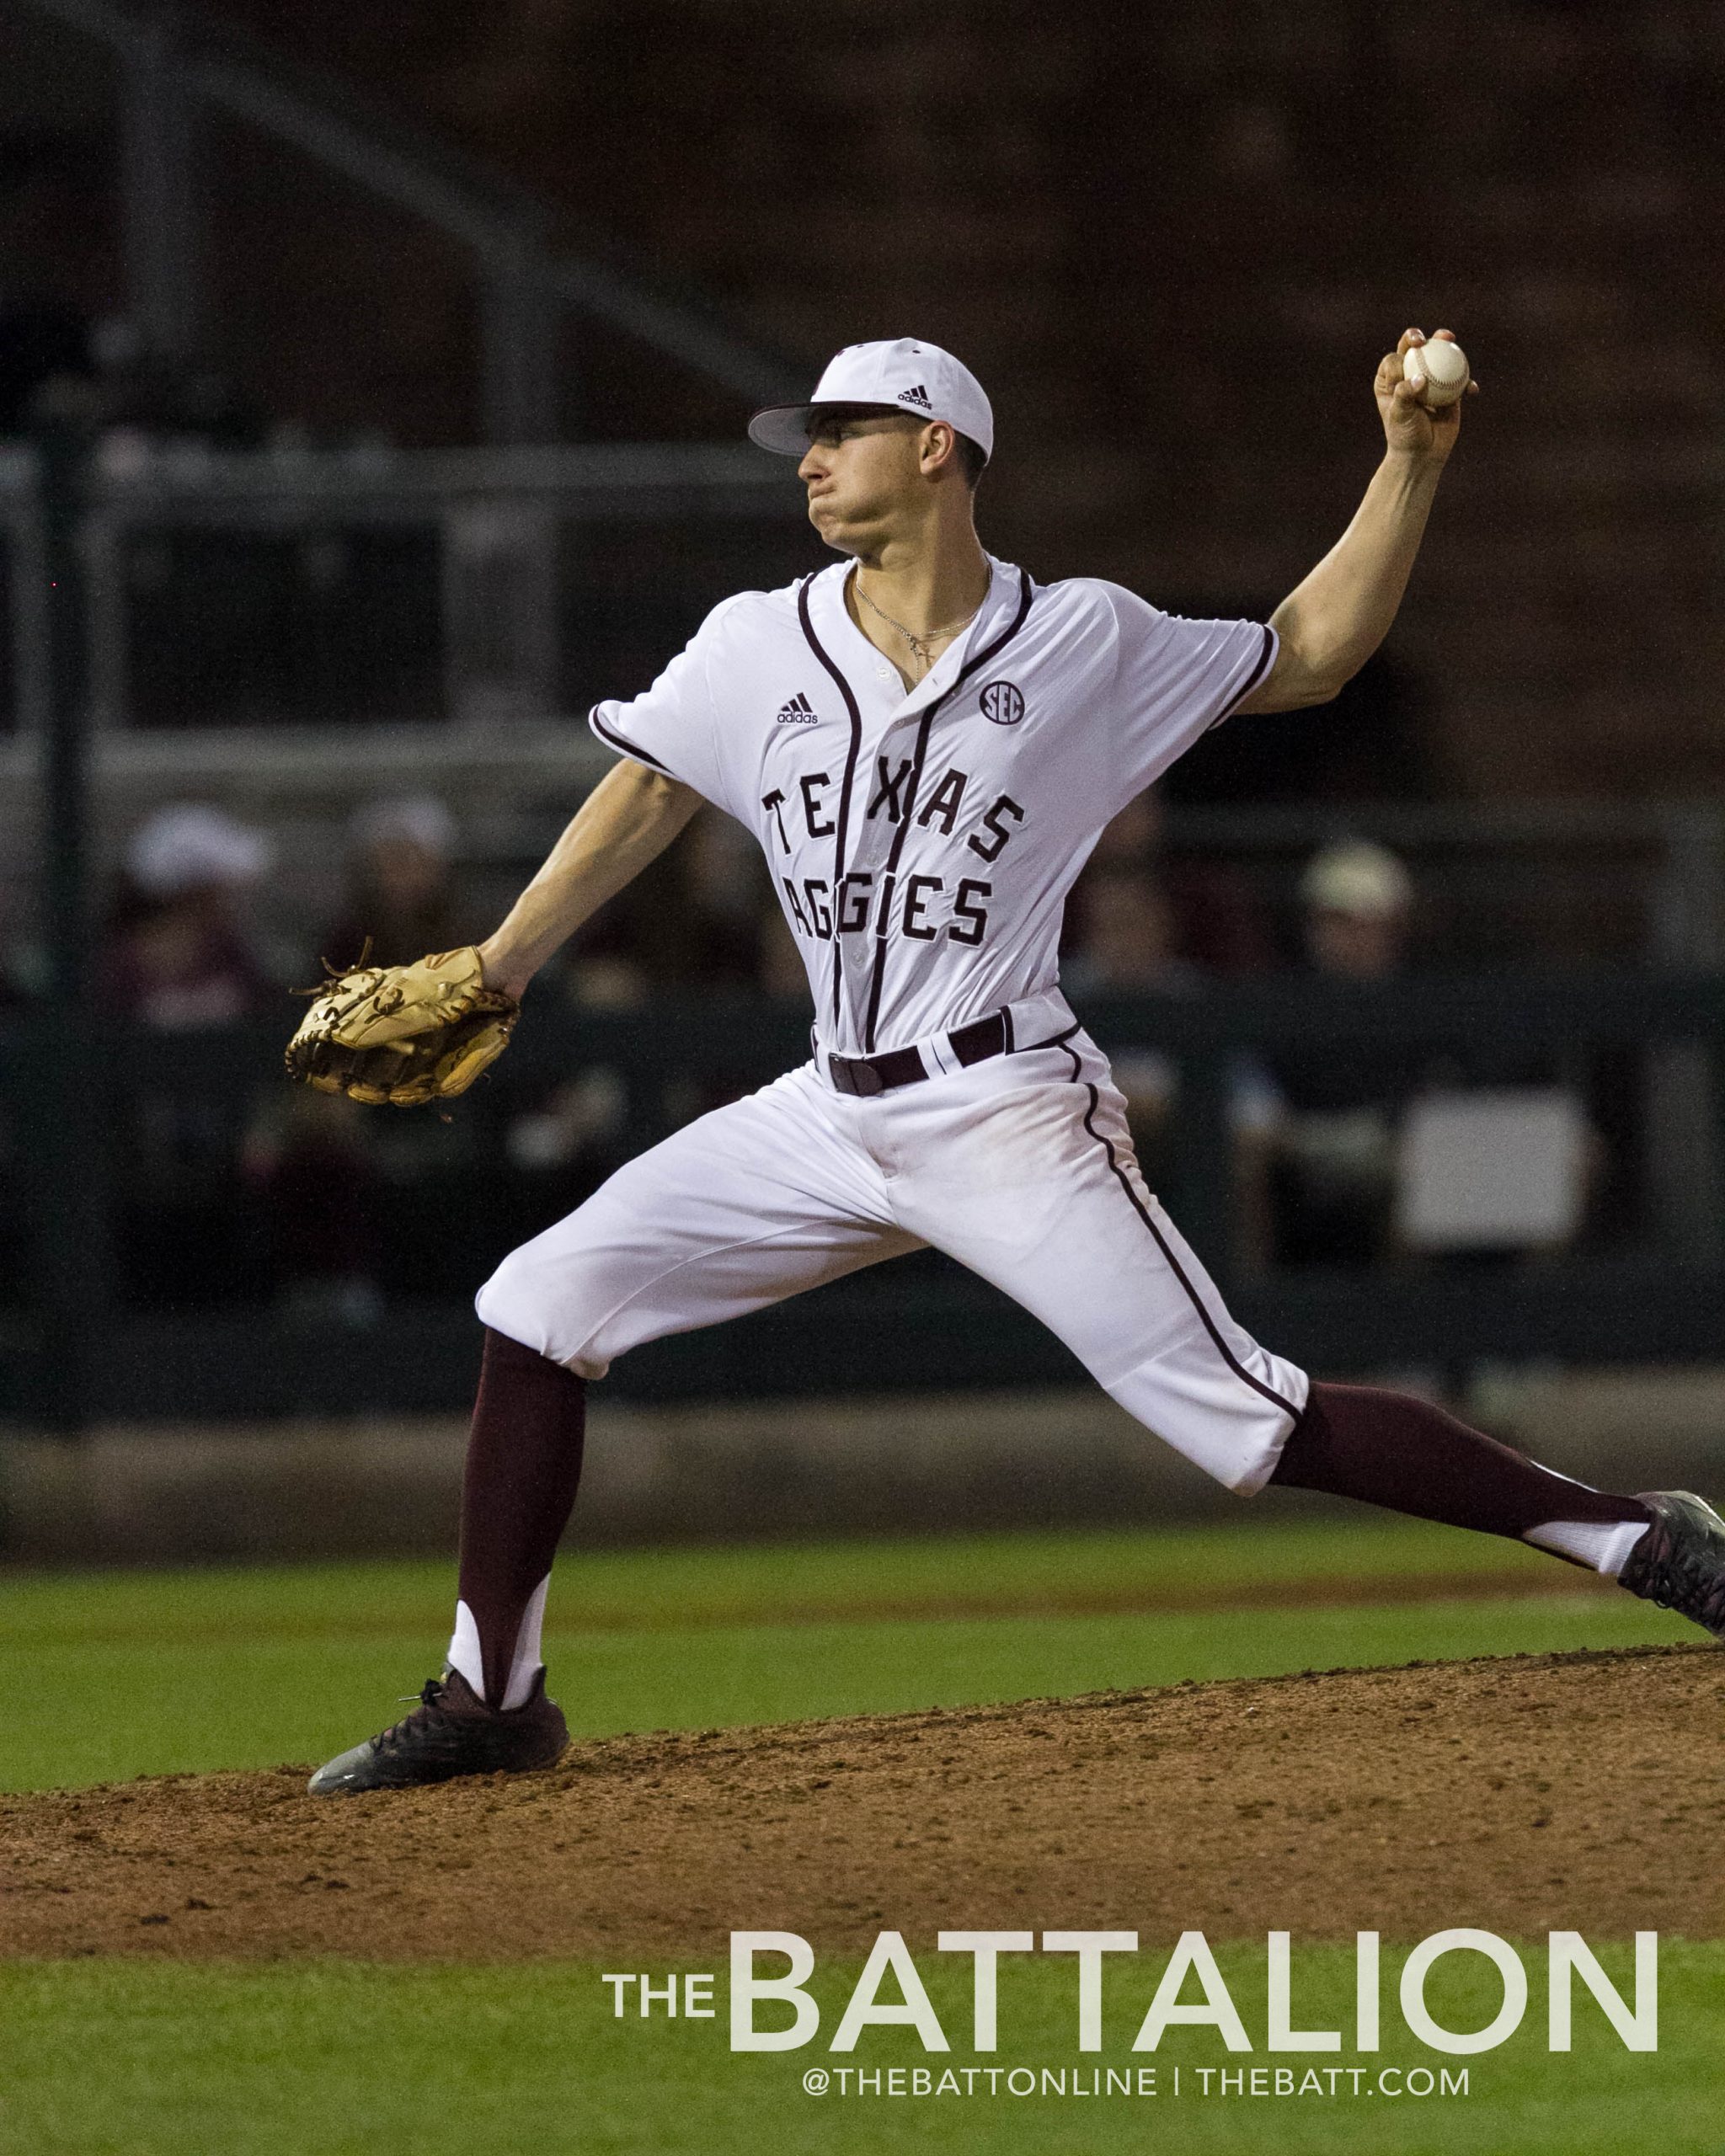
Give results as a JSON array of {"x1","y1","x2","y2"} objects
[{"x1": 774, "y1": 691, "x2": 819, "y2": 724}]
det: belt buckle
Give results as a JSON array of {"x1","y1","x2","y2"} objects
[{"x1": 830, "y1": 1052, "x2": 883, "y2": 1097}]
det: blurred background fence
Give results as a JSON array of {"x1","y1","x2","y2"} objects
[{"x1": 3, "y1": 969, "x2": 1725, "y2": 1426}]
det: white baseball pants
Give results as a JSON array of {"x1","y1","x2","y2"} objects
[{"x1": 476, "y1": 1010, "x2": 1309, "y2": 1494}]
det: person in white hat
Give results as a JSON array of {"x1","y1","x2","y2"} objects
[
  {"x1": 1239, "y1": 841, "x2": 1420, "y2": 1267},
  {"x1": 322, "y1": 792, "x2": 469, "y2": 971},
  {"x1": 1299, "y1": 838, "x2": 1414, "y2": 983},
  {"x1": 308, "y1": 329, "x2": 1725, "y2": 1799},
  {"x1": 106, "y1": 803, "x2": 275, "y2": 1029},
  {"x1": 125, "y1": 803, "x2": 274, "y2": 901}
]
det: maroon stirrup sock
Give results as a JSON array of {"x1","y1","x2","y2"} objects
[
  {"x1": 1269, "y1": 1380, "x2": 1651, "y2": 1541},
  {"x1": 456, "y1": 1327, "x2": 587, "y2": 1705}
]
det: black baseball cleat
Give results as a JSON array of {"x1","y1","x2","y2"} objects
[
  {"x1": 1617, "y1": 1492, "x2": 1725, "y2": 1641},
  {"x1": 307, "y1": 1668, "x2": 569, "y2": 1795}
]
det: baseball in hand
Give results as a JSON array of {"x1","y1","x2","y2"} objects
[{"x1": 1402, "y1": 335, "x2": 1470, "y2": 408}]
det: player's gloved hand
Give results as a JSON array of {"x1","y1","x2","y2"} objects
[{"x1": 284, "y1": 944, "x2": 521, "y2": 1107}]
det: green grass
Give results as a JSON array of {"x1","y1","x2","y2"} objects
[
  {"x1": 0, "y1": 1940, "x2": 1713, "y2": 2155},
  {"x1": 0, "y1": 1516, "x2": 1579, "y2": 1644},
  {"x1": 2, "y1": 1519, "x2": 1693, "y2": 1792},
  {"x1": 3, "y1": 1523, "x2": 1713, "y2": 2148}
]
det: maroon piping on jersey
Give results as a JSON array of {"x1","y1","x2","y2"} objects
[
  {"x1": 797, "y1": 575, "x2": 866, "y2": 1033},
  {"x1": 859, "y1": 567, "x2": 1035, "y2": 1051},
  {"x1": 859, "y1": 700, "x2": 939, "y2": 1051},
  {"x1": 1206, "y1": 622, "x2": 1278, "y2": 731},
  {"x1": 797, "y1": 565, "x2": 1035, "y2": 1054},
  {"x1": 1057, "y1": 1035, "x2": 1301, "y2": 1422},
  {"x1": 589, "y1": 704, "x2": 675, "y2": 776}
]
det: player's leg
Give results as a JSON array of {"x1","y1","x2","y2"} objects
[
  {"x1": 889, "y1": 1032, "x2": 1305, "y2": 1492},
  {"x1": 1264, "y1": 1385, "x2": 1725, "y2": 1633},
  {"x1": 451, "y1": 1068, "x2": 916, "y2": 1708},
  {"x1": 1263, "y1": 1382, "x2": 1646, "y2": 1563},
  {"x1": 308, "y1": 1068, "x2": 918, "y2": 1793},
  {"x1": 894, "y1": 1033, "x2": 1723, "y2": 1630}
]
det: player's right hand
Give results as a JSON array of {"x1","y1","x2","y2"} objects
[{"x1": 1375, "y1": 328, "x2": 1476, "y2": 465}]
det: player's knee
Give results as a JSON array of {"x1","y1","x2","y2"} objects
[
  {"x1": 473, "y1": 1253, "x2": 563, "y2": 1363},
  {"x1": 474, "y1": 1249, "x2": 609, "y2": 1375},
  {"x1": 473, "y1": 1259, "x2": 547, "y2": 1357}
]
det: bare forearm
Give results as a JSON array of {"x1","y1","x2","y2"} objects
[
  {"x1": 1239, "y1": 328, "x2": 1473, "y2": 716},
  {"x1": 1263, "y1": 452, "x2": 1444, "y2": 707},
  {"x1": 477, "y1": 760, "x2": 701, "y2": 995}
]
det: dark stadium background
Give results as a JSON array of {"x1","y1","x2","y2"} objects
[{"x1": 0, "y1": 0, "x2": 1722, "y2": 1545}]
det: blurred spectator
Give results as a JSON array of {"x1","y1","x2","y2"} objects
[
  {"x1": 1064, "y1": 863, "x2": 1203, "y2": 1177},
  {"x1": 1238, "y1": 840, "x2": 1605, "y2": 1274},
  {"x1": 1298, "y1": 839, "x2": 1413, "y2": 984},
  {"x1": 561, "y1": 807, "x2": 773, "y2": 999},
  {"x1": 1067, "y1": 792, "x2": 1271, "y2": 974},
  {"x1": 104, "y1": 804, "x2": 277, "y2": 1026},
  {"x1": 1236, "y1": 840, "x2": 1415, "y2": 1267},
  {"x1": 2, "y1": 297, "x2": 268, "y2": 450},
  {"x1": 1088, "y1": 791, "x2": 1162, "y2": 873},
  {"x1": 1063, "y1": 864, "x2": 1199, "y2": 1002},
  {"x1": 321, "y1": 793, "x2": 473, "y2": 971},
  {"x1": 102, "y1": 804, "x2": 279, "y2": 1305},
  {"x1": 260, "y1": 792, "x2": 490, "y2": 1320},
  {"x1": 671, "y1": 812, "x2": 776, "y2": 989},
  {"x1": 560, "y1": 948, "x2": 652, "y2": 1009},
  {"x1": 509, "y1": 808, "x2": 788, "y2": 1181},
  {"x1": 504, "y1": 1069, "x2": 631, "y2": 1178},
  {"x1": 242, "y1": 1087, "x2": 385, "y2": 1328},
  {"x1": 103, "y1": 350, "x2": 266, "y2": 452}
]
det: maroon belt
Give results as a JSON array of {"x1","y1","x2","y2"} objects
[{"x1": 826, "y1": 1011, "x2": 1011, "y2": 1098}]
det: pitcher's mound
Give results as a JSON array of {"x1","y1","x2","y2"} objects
[{"x1": 5, "y1": 1646, "x2": 1722, "y2": 1960}]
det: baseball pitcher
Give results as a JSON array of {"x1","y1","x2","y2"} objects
[{"x1": 291, "y1": 333, "x2": 1725, "y2": 1793}]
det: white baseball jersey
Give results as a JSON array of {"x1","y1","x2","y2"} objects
[
  {"x1": 475, "y1": 551, "x2": 1305, "y2": 1527},
  {"x1": 590, "y1": 554, "x2": 1276, "y2": 1056}
]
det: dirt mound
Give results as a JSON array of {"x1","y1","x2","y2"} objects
[{"x1": 5, "y1": 1646, "x2": 1722, "y2": 1961}]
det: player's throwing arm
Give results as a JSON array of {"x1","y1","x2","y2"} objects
[{"x1": 1232, "y1": 328, "x2": 1477, "y2": 716}]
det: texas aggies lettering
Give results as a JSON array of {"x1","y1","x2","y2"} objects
[
  {"x1": 309, "y1": 335, "x2": 1720, "y2": 1800},
  {"x1": 765, "y1": 752, "x2": 1017, "y2": 954},
  {"x1": 590, "y1": 558, "x2": 1272, "y2": 1054}
]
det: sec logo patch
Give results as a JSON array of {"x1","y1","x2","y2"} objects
[{"x1": 980, "y1": 680, "x2": 1025, "y2": 726}]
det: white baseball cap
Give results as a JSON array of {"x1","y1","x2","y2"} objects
[
  {"x1": 126, "y1": 803, "x2": 274, "y2": 897},
  {"x1": 350, "y1": 792, "x2": 457, "y2": 858},
  {"x1": 748, "y1": 338, "x2": 994, "y2": 463},
  {"x1": 1300, "y1": 841, "x2": 1413, "y2": 919}
]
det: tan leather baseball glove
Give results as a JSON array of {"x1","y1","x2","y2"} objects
[{"x1": 284, "y1": 945, "x2": 520, "y2": 1107}]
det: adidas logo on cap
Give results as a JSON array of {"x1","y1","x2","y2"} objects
[
  {"x1": 748, "y1": 342, "x2": 994, "y2": 466},
  {"x1": 774, "y1": 691, "x2": 819, "y2": 725}
]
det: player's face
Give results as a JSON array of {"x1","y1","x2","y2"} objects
[{"x1": 797, "y1": 411, "x2": 928, "y2": 554}]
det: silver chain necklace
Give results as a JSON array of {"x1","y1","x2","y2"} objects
[{"x1": 852, "y1": 574, "x2": 978, "y2": 668}]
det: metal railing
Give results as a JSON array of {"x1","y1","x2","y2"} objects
[
  {"x1": 20, "y1": 0, "x2": 804, "y2": 432},
  {"x1": 0, "y1": 436, "x2": 809, "y2": 741}
]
